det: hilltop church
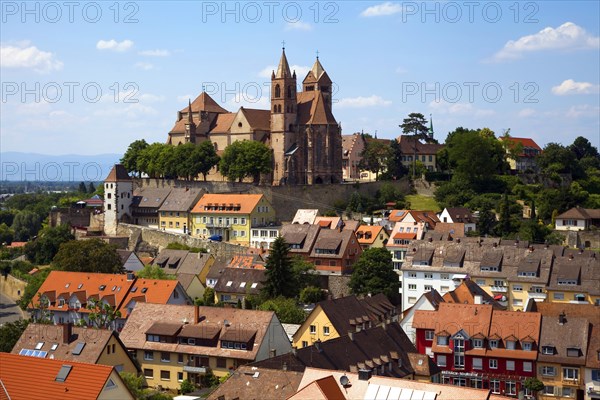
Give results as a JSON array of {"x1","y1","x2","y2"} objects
[{"x1": 167, "y1": 48, "x2": 343, "y2": 185}]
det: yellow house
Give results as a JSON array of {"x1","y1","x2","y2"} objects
[
  {"x1": 159, "y1": 188, "x2": 203, "y2": 234},
  {"x1": 120, "y1": 303, "x2": 292, "y2": 391},
  {"x1": 292, "y1": 295, "x2": 397, "y2": 349},
  {"x1": 545, "y1": 255, "x2": 599, "y2": 306},
  {"x1": 190, "y1": 194, "x2": 276, "y2": 245},
  {"x1": 355, "y1": 225, "x2": 389, "y2": 249},
  {"x1": 11, "y1": 323, "x2": 138, "y2": 375}
]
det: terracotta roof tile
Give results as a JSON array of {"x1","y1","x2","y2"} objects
[
  {"x1": 180, "y1": 92, "x2": 229, "y2": 114},
  {"x1": 191, "y1": 193, "x2": 264, "y2": 214},
  {"x1": 240, "y1": 108, "x2": 271, "y2": 131},
  {"x1": 119, "y1": 278, "x2": 184, "y2": 318},
  {"x1": 104, "y1": 164, "x2": 131, "y2": 182},
  {"x1": 355, "y1": 225, "x2": 384, "y2": 244}
]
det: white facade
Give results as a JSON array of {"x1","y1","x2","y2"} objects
[
  {"x1": 399, "y1": 269, "x2": 463, "y2": 312},
  {"x1": 399, "y1": 294, "x2": 439, "y2": 344},
  {"x1": 104, "y1": 179, "x2": 133, "y2": 235},
  {"x1": 584, "y1": 367, "x2": 600, "y2": 400},
  {"x1": 555, "y1": 217, "x2": 587, "y2": 231},
  {"x1": 438, "y1": 208, "x2": 477, "y2": 233},
  {"x1": 250, "y1": 226, "x2": 281, "y2": 249},
  {"x1": 386, "y1": 221, "x2": 426, "y2": 271}
]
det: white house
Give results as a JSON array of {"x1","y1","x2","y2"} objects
[
  {"x1": 555, "y1": 207, "x2": 600, "y2": 231},
  {"x1": 438, "y1": 207, "x2": 477, "y2": 233},
  {"x1": 399, "y1": 289, "x2": 444, "y2": 344}
]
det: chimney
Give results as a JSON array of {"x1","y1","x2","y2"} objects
[
  {"x1": 348, "y1": 330, "x2": 354, "y2": 341},
  {"x1": 63, "y1": 322, "x2": 73, "y2": 344},
  {"x1": 474, "y1": 295, "x2": 482, "y2": 305},
  {"x1": 314, "y1": 339, "x2": 322, "y2": 353},
  {"x1": 559, "y1": 311, "x2": 566, "y2": 325},
  {"x1": 194, "y1": 305, "x2": 200, "y2": 324}
]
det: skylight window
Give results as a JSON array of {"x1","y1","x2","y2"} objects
[
  {"x1": 77, "y1": 283, "x2": 83, "y2": 289},
  {"x1": 35, "y1": 342, "x2": 44, "y2": 350},
  {"x1": 51, "y1": 344, "x2": 58, "y2": 351},
  {"x1": 240, "y1": 282, "x2": 246, "y2": 288},
  {"x1": 55, "y1": 365, "x2": 73, "y2": 382},
  {"x1": 72, "y1": 342, "x2": 86, "y2": 356},
  {"x1": 251, "y1": 283, "x2": 258, "y2": 289},
  {"x1": 141, "y1": 287, "x2": 148, "y2": 293},
  {"x1": 65, "y1": 283, "x2": 70, "y2": 288},
  {"x1": 99, "y1": 285, "x2": 106, "y2": 291},
  {"x1": 226, "y1": 281, "x2": 233, "y2": 287}
]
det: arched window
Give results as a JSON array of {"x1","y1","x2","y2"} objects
[
  {"x1": 275, "y1": 84, "x2": 281, "y2": 98},
  {"x1": 273, "y1": 105, "x2": 277, "y2": 112},
  {"x1": 287, "y1": 86, "x2": 292, "y2": 98},
  {"x1": 277, "y1": 105, "x2": 282, "y2": 113}
]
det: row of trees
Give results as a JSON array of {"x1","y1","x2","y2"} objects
[{"x1": 121, "y1": 139, "x2": 273, "y2": 183}]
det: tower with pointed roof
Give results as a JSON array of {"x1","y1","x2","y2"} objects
[
  {"x1": 270, "y1": 47, "x2": 298, "y2": 185},
  {"x1": 103, "y1": 164, "x2": 133, "y2": 235},
  {"x1": 303, "y1": 56, "x2": 333, "y2": 109}
]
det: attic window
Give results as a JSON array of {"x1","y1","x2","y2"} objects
[
  {"x1": 226, "y1": 281, "x2": 233, "y2": 287},
  {"x1": 55, "y1": 365, "x2": 73, "y2": 382},
  {"x1": 72, "y1": 342, "x2": 86, "y2": 356},
  {"x1": 77, "y1": 283, "x2": 83, "y2": 289},
  {"x1": 131, "y1": 287, "x2": 137, "y2": 293},
  {"x1": 112, "y1": 286, "x2": 117, "y2": 291},
  {"x1": 99, "y1": 285, "x2": 106, "y2": 291},
  {"x1": 65, "y1": 283, "x2": 70, "y2": 288},
  {"x1": 35, "y1": 342, "x2": 44, "y2": 350},
  {"x1": 141, "y1": 288, "x2": 148, "y2": 294},
  {"x1": 238, "y1": 122, "x2": 242, "y2": 128},
  {"x1": 240, "y1": 282, "x2": 246, "y2": 288},
  {"x1": 567, "y1": 348, "x2": 581, "y2": 357},
  {"x1": 542, "y1": 346, "x2": 555, "y2": 355},
  {"x1": 51, "y1": 344, "x2": 58, "y2": 351},
  {"x1": 251, "y1": 283, "x2": 258, "y2": 289}
]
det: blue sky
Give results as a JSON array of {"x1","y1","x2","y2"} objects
[{"x1": 1, "y1": 1, "x2": 599, "y2": 156}]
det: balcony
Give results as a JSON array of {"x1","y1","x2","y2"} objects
[
  {"x1": 527, "y1": 291, "x2": 547, "y2": 300},
  {"x1": 490, "y1": 286, "x2": 508, "y2": 293},
  {"x1": 562, "y1": 378, "x2": 579, "y2": 386},
  {"x1": 205, "y1": 221, "x2": 232, "y2": 228},
  {"x1": 183, "y1": 365, "x2": 207, "y2": 373}
]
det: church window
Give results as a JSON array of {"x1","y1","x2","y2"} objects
[
  {"x1": 277, "y1": 105, "x2": 282, "y2": 113},
  {"x1": 238, "y1": 122, "x2": 242, "y2": 128},
  {"x1": 275, "y1": 84, "x2": 281, "y2": 98},
  {"x1": 287, "y1": 86, "x2": 292, "y2": 98},
  {"x1": 273, "y1": 105, "x2": 277, "y2": 112}
]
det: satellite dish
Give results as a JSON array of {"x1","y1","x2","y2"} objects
[{"x1": 339, "y1": 375, "x2": 350, "y2": 387}]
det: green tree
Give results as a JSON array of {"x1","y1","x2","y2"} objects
[
  {"x1": 0, "y1": 319, "x2": 30, "y2": 353},
  {"x1": 359, "y1": 140, "x2": 392, "y2": 180},
  {"x1": 258, "y1": 297, "x2": 306, "y2": 324},
  {"x1": 136, "y1": 264, "x2": 176, "y2": 280},
  {"x1": 24, "y1": 225, "x2": 74, "y2": 265},
  {"x1": 190, "y1": 141, "x2": 221, "y2": 181},
  {"x1": 158, "y1": 145, "x2": 178, "y2": 179},
  {"x1": 121, "y1": 139, "x2": 149, "y2": 177},
  {"x1": 478, "y1": 209, "x2": 496, "y2": 236},
  {"x1": 11, "y1": 210, "x2": 42, "y2": 241},
  {"x1": 219, "y1": 140, "x2": 272, "y2": 183},
  {"x1": 262, "y1": 237, "x2": 296, "y2": 299},
  {"x1": 180, "y1": 379, "x2": 195, "y2": 394},
  {"x1": 523, "y1": 377, "x2": 544, "y2": 398},
  {"x1": 0, "y1": 210, "x2": 15, "y2": 226},
  {"x1": 300, "y1": 286, "x2": 324, "y2": 304},
  {"x1": 385, "y1": 139, "x2": 408, "y2": 179},
  {"x1": 137, "y1": 142, "x2": 166, "y2": 178},
  {"x1": 568, "y1": 136, "x2": 599, "y2": 160},
  {"x1": 537, "y1": 143, "x2": 579, "y2": 175},
  {"x1": 0, "y1": 223, "x2": 15, "y2": 245},
  {"x1": 87, "y1": 298, "x2": 121, "y2": 329},
  {"x1": 88, "y1": 182, "x2": 95, "y2": 193},
  {"x1": 349, "y1": 248, "x2": 398, "y2": 299},
  {"x1": 119, "y1": 371, "x2": 144, "y2": 399},
  {"x1": 291, "y1": 256, "x2": 318, "y2": 290},
  {"x1": 78, "y1": 182, "x2": 88, "y2": 194},
  {"x1": 203, "y1": 287, "x2": 216, "y2": 306},
  {"x1": 53, "y1": 239, "x2": 123, "y2": 273},
  {"x1": 400, "y1": 112, "x2": 429, "y2": 178},
  {"x1": 18, "y1": 269, "x2": 51, "y2": 310}
]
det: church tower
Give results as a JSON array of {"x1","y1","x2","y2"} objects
[
  {"x1": 302, "y1": 56, "x2": 333, "y2": 109},
  {"x1": 270, "y1": 46, "x2": 298, "y2": 184},
  {"x1": 184, "y1": 99, "x2": 196, "y2": 144}
]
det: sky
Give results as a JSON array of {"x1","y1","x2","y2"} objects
[{"x1": 1, "y1": 1, "x2": 599, "y2": 156}]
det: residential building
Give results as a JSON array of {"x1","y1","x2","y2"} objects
[
  {"x1": 355, "y1": 225, "x2": 389, "y2": 249},
  {"x1": 255, "y1": 323, "x2": 439, "y2": 381},
  {"x1": 204, "y1": 254, "x2": 265, "y2": 289},
  {"x1": 0, "y1": 353, "x2": 134, "y2": 400},
  {"x1": 119, "y1": 303, "x2": 292, "y2": 390},
  {"x1": 309, "y1": 227, "x2": 362, "y2": 274},
  {"x1": 280, "y1": 223, "x2": 321, "y2": 258},
  {"x1": 166, "y1": 50, "x2": 343, "y2": 185},
  {"x1": 546, "y1": 254, "x2": 600, "y2": 306},
  {"x1": 400, "y1": 290, "x2": 444, "y2": 344},
  {"x1": 152, "y1": 250, "x2": 215, "y2": 300},
  {"x1": 190, "y1": 193, "x2": 276, "y2": 245},
  {"x1": 358, "y1": 137, "x2": 393, "y2": 181},
  {"x1": 442, "y1": 280, "x2": 506, "y2": 310},
  {"x1": 103, "y1": 164, "x2": 133, "y2": 236},
  {"x1": 500, "y1": 136, "x2": 542, "y2": 172},
  {"x1": 555, "y1": 207, "x2": 600, "y2": 231},
  {"x1": 158, "y1": 188, "x2": 203, "y2": 234},
  {"x1": 342, "y1": 133, "x2": 366, "y2": 181},
  {"x1": 206, "y1": 365, "x2": 303, "y2": 400},
  {"x1": 314, "y1": 216, "x2": 343, "y2": 229},
  {"x1": 250, "y1": 224, "x2": 281, "y2": 249},
  {"x1": 32, "y1": 271, "x2": 190, "y2": 329},
  {"x1": 397, "y1": 135, "x2": 444, "y2": 172},
  {"x1": 439, "y1": 207, "x2": 477, "y2": 233},
  {"x1": 292, "y1": 367, "x2": 513, "y2": 400},
  {"x1": 11, "y1": 323, "x2": 138, "y2": 374},
  {"x1": 292, "y1": 209, "x2": 319, "y2": 225},
  {"x1": 213, "y1": 267, "x2": 265, "y2": 305},
  {"x1": 386, "y1": 216, "x2": 428, "y2": 270},
  {"x1": 117, "y1": 250, "x2": 145, "y2": 273},
  {"x1": 131, "y1": 187, "x2": 172, "y2": 228},
  {"x1": 292, "y1": 294, "x2": 397, "y2": 349},
  {"x1": 413, "y1": 303, "x2": 542, "y2": 397}
]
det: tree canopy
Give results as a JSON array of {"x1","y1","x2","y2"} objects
[
  {"x1": 349, "y1": 248, "x2": 399, "y2": 299},
  {"x1": 400, "y1": 113, "x2": 429, "y2": 138},
  {"x1": 219, "y1": 140, "x2": 272, "y2": 183},
  {"x1": 52, "y1": 239, "x2": 123, "y2": 273},
  {"x1": 24, "y1": 225, "x2": 74, "y2": 265},
  {"x1": 262, "y1": 237, "x2": 296, "y2": 298},
  {"x1": 359, "y1": 140, "x2": 392, "y2": 180},
  {"x1": 121, "y1": 139, "x2": 149, "y2": 177}
]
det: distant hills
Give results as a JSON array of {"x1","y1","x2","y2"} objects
[{"x1": 1, "y1": 152, "x2": 123, "y2": 182}]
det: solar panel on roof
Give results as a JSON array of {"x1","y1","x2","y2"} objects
[
  {"x1": 19, "y1": 349, "x2": 27, "y2": 355},
  {"x1": 72, "y1": 342, "x2": 86, "y2": 355}
]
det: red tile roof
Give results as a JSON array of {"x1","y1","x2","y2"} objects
[
  {"x1": 191, "y1": 193, "x2": 264, "y2": 214},
  {"x1": 119, "y1": 278, "x2": 183, "y2": 318},
  {"x1": 500, "y1": 136, "x2": 541, "y2": 151},
  {"x1": 0, "y1": 353, "x2": 128, "y2": 400},
  {"x1": 104, "y1": 164, "x2": 131, "y2": 182}
]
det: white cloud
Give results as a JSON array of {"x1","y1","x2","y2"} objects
[
  {"x1": 429, "y1": 100, "x2": 494, "y2": 117},
  {"x1": 177, "y1": 94, "x2": 194, "y2": 103},
  {"x1": 93, "y1": 103, "x2": 158, "y2": 118},
  {"x1": 138, "y1": 49, "x2": 171, "y2": 57},
  {"x1": 566, "y1": 104, "x2": 600, "y2": 118},
  {"x1": 0, "y1": 43, "x2": 63, "y2": 73},
  {"x1": 134, "y1": 62, "x2": 154, "y2": 70},
  {"x1": 337, "y1": 95, "x2": 392, "y2": 108},
  {"x1": 139, "y1": 93, "x2": 165, "y2": 103},
  {"x1": 552, "y1": 79, "x2": 600, "y2": 95},
  {"x1": 96, "y1": 39, "x2": 134, "y2": 52},
  {"x1": 518, "y1": 108, "x2": 536, "y2": 117},
  {"x1": 491, "y1": 22, "x2": 600, "y2": 61},
  {"x1": 361, "y1": 2, "x2": 403, "y2": 17},
  {"x1": 258, "y1": 64, "x2": 311, "y2": 78},
  {"x1": 285, "y1": 21, "x2": 313, "y2": 31}
]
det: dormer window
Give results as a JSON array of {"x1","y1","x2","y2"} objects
[
  {"x1": 489, "y1": 340, "x2": 499, "y2": 349},
  {"x1": 506, "y1": 340, "x2": 516, "y2": 350},
  {"x1": 473, "y1": 339, "x2": 484, "y2": 348},
  {"x1": 522, "y1": 342, "x2": 533, "y2": 351},
  {"x1": 542, "y1": 346, "x2": 555, "y2": 355},
  {"x1": 437, "y1": 335, "x2": 448, "y2": 346},
  {"x1": 567, "y1": 347, "x2": 581, "y2": 357}
]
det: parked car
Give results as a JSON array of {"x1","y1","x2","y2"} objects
[{"x1": 208, "y1": 234, "x2": 223, "y2": 242}]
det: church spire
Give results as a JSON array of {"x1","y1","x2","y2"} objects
[
  {"x1": 428, "y1": 114, "x2": 434, "y2": 139},
  {"x1": 187, "y1": 99, "x2": 193, "y2": 123},
  {"x1": 275, "y1": 46, "x2": 291, "y2": 79},
  {"x1": 310, "y1": 56, "x2": 325, "y2": 80}
]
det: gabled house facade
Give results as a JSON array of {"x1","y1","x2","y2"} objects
[
  {"x1": 309, "y1": 228, "x2": 362, "y2": 274},
  {"x1": 439, "y1": 207, "x2": 477, "y2": 233},
  {"x1": 158, "y1": 187, "x2": 203, "y2": 234},
  {"x1": 555, "y1": 207, "x2": 600, "y2": 231},
  {"x1": 355, "y1": 225, "x2": 389, "y2": 249}
]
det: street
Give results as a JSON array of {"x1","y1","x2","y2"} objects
[{"x1": 0, "y1": 292, "x2": 27, "y2": 326}]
